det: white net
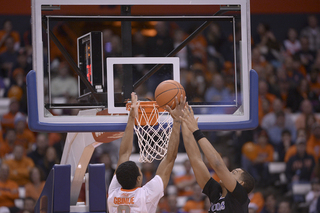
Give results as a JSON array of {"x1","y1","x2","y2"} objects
[{"x1": 134, "y1": 103, "x2": 173, "y2": 163}]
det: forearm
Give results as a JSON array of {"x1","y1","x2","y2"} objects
[
  {"x1": 182, "y1": 125, "x2": 211, "y2": 189},
  {"x1": 117, "y1": 115, "x2": 135, "y2": 165},
  {"x1": 165, "y1": 121, "x2": 181, "y2": 162},
  {"x1": 156, "y1": 121, "x2": 180, "y2": 188},
  {"x1": 181, "y1": 106, "x2": 236, "y2": 191},
  {"x1": 198, "y1": 137, "x2": 225, "y2": 171},
  {"x1": 182, "y1": 125, "x2": 202, "y2": 162}
]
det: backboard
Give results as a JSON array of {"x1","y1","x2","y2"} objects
[{"x1": 27, "y1": 0, "x2": 258, "y2": 132}]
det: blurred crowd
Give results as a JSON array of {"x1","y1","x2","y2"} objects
[{"x1": 0, "y1": 13, "x2": 320, "y2": 213}]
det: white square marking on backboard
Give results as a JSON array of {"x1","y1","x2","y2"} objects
[{"x1": 107, "y1": 57, "x2": 180, "y2": 114}]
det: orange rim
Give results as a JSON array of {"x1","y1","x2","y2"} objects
[{"x1": 126, "y1": 101, "x2": 166, "y2": 126}]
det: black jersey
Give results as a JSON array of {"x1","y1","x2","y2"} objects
[{"x1": 202, "y1": 178, "x2": 249, "y2": 213}]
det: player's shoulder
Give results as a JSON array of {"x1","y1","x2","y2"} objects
[
  {"x1": 142, "y1": 175, "x2": 164, "y2": 193},
  {"x1": 144, "y1": 175, "x2": 163, "y2": 186},
  {"x1": 228, "y1": 182, "x2": 249, "y2": 205}
]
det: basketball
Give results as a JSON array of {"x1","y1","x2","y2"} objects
[{"x1": 155, "y1": 80, "x2": 185, "y2": 109}]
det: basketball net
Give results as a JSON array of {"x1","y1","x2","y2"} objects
[{"x1": 126, "y1": 101, "x2": 173, "y2": 163}]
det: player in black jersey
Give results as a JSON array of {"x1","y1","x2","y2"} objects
[{"x1": 180, "y1": 104, "x2": 255, "y2": 213}]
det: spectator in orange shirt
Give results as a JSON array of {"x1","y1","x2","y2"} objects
[
  {"x1": 254, "y1": 130, "x2": 274, "y2": 164},
  {"x1": 3, "y1": 145, "x2": 34, "y2": 186},
  {"x1": 1, "y1": 98, "x2": 20, "y2": 132},
  {"x1": 0, "y1": 130, "x2": 11, "y2": 158},
  {"x1": 248, "y1": 190, "x2": 265, "y2": 213},
  {"x1": 188, "y1": 26, "x2": 208, "y2": 65},
  {"x1": 0, "y1": 20, "x2": 20, "y2": 54},
  {"x1": 174, "y1": 159, "x2": 196, "y2": 197},
  {"x1": 307, "y1": 123, "x2": 320, "y2": 159},
  {"x1": 25, "y1": 167, "x2": 45, "y2": 201},
  {"x1": 14, "y1": 114, "x2": 35, "y2": 152},
  {"x1": 2, "y1": 129, "x2": 18, "y2": 158},
  {"x1": 284, "y1": 140, "x2": 317, "y2": 163},
  {"x1": 242, "y1": 130, "x2": 274, "y2": 186},
  {"x1": 251, "y1": 47, "x2": 274, "y2": 82},
  {"x1": 0, "y1": 163, "x2": 19, "y2": 208},
  {"x1": 182, "y1": 183, "x2": 206, "y2": 213}
]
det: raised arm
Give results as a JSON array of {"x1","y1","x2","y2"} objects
[
  {"x1": 181, "y1": 122, "x2": 211, "y2": 189},
  {"x1": 181, "y1": 105, "x2": 238, "y2": 192},
  {"x1": 116, "y1": 92, "x2": 138, "y2": 168},
  {"x1": 156, "y1": 95, "x2": 185, "y2": 189}
]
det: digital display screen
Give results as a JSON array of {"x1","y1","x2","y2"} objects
[
  {"x1": 77, "y1": 31, "x2": 104, "y2": 98},
  {"x1": 85, "y1": 42, "x2": 92, "y2": 84}
]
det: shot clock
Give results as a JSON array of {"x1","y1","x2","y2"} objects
[{"x1": 77, "y1": 31, "x2": 104, "y2": 98}]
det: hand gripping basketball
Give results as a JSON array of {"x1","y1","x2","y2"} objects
[
  {"x1": 155, "y1": 80, "x2": 185, "y2": 109},
  {"x1": 180, "y1": 104, "x2": 199, "y2": 132},
  {"x1": 165, "y1": 94, "x2": 186, "y2": 123}
]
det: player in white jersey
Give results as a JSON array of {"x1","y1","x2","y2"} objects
[{"x1": 108, "y1": 92, "x2": 185, "y2": 213}]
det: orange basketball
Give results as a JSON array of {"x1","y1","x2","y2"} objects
[{"x1": 154, "y1": 80, "x2": 185, "y2": 109}]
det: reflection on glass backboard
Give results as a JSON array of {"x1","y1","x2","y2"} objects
[{"x1": 27, "y1": 0, "x2": 258, "y2": 132}]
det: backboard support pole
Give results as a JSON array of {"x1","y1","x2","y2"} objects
[{"x1": 121, "y1": 5, "x2": 134, "y2": 100}]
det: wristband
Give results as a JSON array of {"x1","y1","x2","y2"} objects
[{"x1": 193, "y1": 129, "x2": 205, "y2": 142}]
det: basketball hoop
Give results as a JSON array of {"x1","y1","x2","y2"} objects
[{"x1": 126, "y1": 101, "x2": 173, "y2": 163}]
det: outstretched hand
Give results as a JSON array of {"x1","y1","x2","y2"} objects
[
  {"x1": 129, "y1": 92, "x2": 139, "y2": 119},
  {"x1": 180, "y1": 104, "x2": 199, "y2": 132},
  {"x1": 165, "y1": 95, "x2": 186, "y2": 123}
]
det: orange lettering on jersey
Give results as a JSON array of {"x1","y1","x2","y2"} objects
[{"x1": 114, "y1": 197, "x2": 134, "y2": 205}]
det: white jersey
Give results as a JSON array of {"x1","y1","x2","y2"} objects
[{"x1": 108, "y1": 175, "x2": 164, "y2": 213}]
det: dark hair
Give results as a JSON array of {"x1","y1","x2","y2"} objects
[
  {"x1": 240, "y1": 169, "x2": 255, "y2": 194},
  {"x1": 116, "y1": 161, "x2": 140, "y2": 189},
  {"x1": 262, "y1": 189, "x2": 276, "y2": 201},
  {"x1": 277, "y1": 199, "x2": 292, "y2": 211},
  {"x1": 275, "y1": 111, "x2": 285, "y2": 118},
  {"x1": 258, "y1": 129, "x2": 269, "y2": 138},
  {"x1": 29, "y1": 166, "x2": 45, "y2": 183},
  {"x1": 281, "y1": 129, "x2": 291, "y2": 136}
]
